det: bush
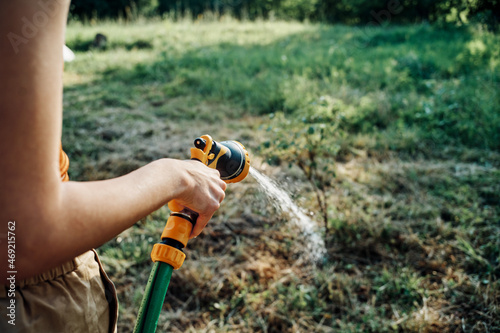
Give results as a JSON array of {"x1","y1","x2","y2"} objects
[{"x1": 69, "y1": 0, "x2": 500, "y2": 28}]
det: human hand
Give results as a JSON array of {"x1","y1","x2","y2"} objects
[{"x1": 167, "y1": 159, "x2": 227, "y2": 238}]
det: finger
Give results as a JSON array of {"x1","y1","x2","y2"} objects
[
  {"x1": 190, "y1": 213, "x2": 213, "y2": 239},
  {"x1": 219, "y1": 179, "x2": 227, "y2": 191},
  {"x1": 218, "y1": 188, "x2": 226, "y2": 203},
  {"x1": 188, "y1": 194, "x2": 220, "y2": 238}
]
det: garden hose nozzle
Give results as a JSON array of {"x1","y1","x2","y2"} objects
[
  {"x1": 191, "y1": 134, "x2": 251, "y2": 183},
  {"x1": 152, "y1": 134, "x2": 250, "y2": 269}
]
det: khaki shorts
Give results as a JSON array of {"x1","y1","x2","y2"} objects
[{"x1": 0, "y1": 250, "x2": 118, "y2": 333}]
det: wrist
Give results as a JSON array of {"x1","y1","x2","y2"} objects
[{"x1": 153, "y1": 158, "x2": 194, "y2": 204}]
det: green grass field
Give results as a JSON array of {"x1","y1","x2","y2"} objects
[{"x1": 63, "y1": 18, "x2": 499, "y2": 332}]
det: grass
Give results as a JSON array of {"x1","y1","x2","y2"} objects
[{"x1": 63, "y1": 18, "x2": 499, "y2": 332}]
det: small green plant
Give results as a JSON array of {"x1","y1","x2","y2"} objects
[{"x1": 261, "y1": 95, "x2": 343, "y2": 235}]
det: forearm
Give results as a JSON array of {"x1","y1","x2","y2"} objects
[
  {"x1": 60, "y1": 159, "x2": 180, "y2": 246},
  {"x1": 13, "y1": 159, "x2": 186, "y2": 280}
]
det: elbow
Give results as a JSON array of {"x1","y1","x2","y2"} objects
[{"x1": 1, "y1": 197, "x2": 66, "y2": 281}]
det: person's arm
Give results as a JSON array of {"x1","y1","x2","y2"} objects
[{"x1": 0, "y1": 0, "x2": 226, "y2": 282}]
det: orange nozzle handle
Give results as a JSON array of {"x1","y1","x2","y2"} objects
[
  {"x1": 160, "y1": 213, "x2": 193, "y2": 248},
  {"x1": 60, "y1": 145, "x2": 70, "y2": 182},
  {"x1": 162, "y1": 134, "x2": 215, "y2": 245},
  {"x1": 151, "y1": 210, "x2": 196, "y2": 269},
  {"x1": 168, "y1": 200, "x2": 184, "y2": 214}
]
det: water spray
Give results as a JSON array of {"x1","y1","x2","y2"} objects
[
  {"x1": 134, "y1": 135, "x2": 250, "y2": 333},
  {"x1": 249, "y1": 168, "x2": 326, "y2": 262}
]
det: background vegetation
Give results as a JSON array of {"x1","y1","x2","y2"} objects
[
  {"x1": 63, "y1": 11, "x2": 499, "y2": 333},
  {"x1": 69, "y1": 0, "x2": 500, "y2": 30}
]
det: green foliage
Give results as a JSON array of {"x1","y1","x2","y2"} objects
[
  {"x1": 278, "y1": 0, "x2": 318, "y2": 21},
  {"x1": 374, "y1": 267, "x2": 427, "y2": 309},
  {"x1": 70, "y1": 0, "x2": 159, "y2": 20},
  {"x1": 69, "y1": 0, "x2": 499, "y2": 30},
  {"x1": 263, "y1": 106, "x2": 341, "y2": 183},
  {"x1": 70, "y1": 0, "x2": 133, "y2": 20}
]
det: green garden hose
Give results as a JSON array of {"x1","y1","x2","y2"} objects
[{"x1": 133, "y1": 262, "x2": 174, "y2": 333}]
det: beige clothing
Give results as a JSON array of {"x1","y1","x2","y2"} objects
[{"x1": 0, "y1": 250, "x2": 118, "y2": 333}]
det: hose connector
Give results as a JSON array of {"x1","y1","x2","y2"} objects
[{"x1": 151, "y1": 209, "x2": 196, "y2": 270}]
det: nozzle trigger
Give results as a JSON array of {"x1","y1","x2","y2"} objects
[{"x1": 194, "y1": 138, "x2": 206, "y2": 150}]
